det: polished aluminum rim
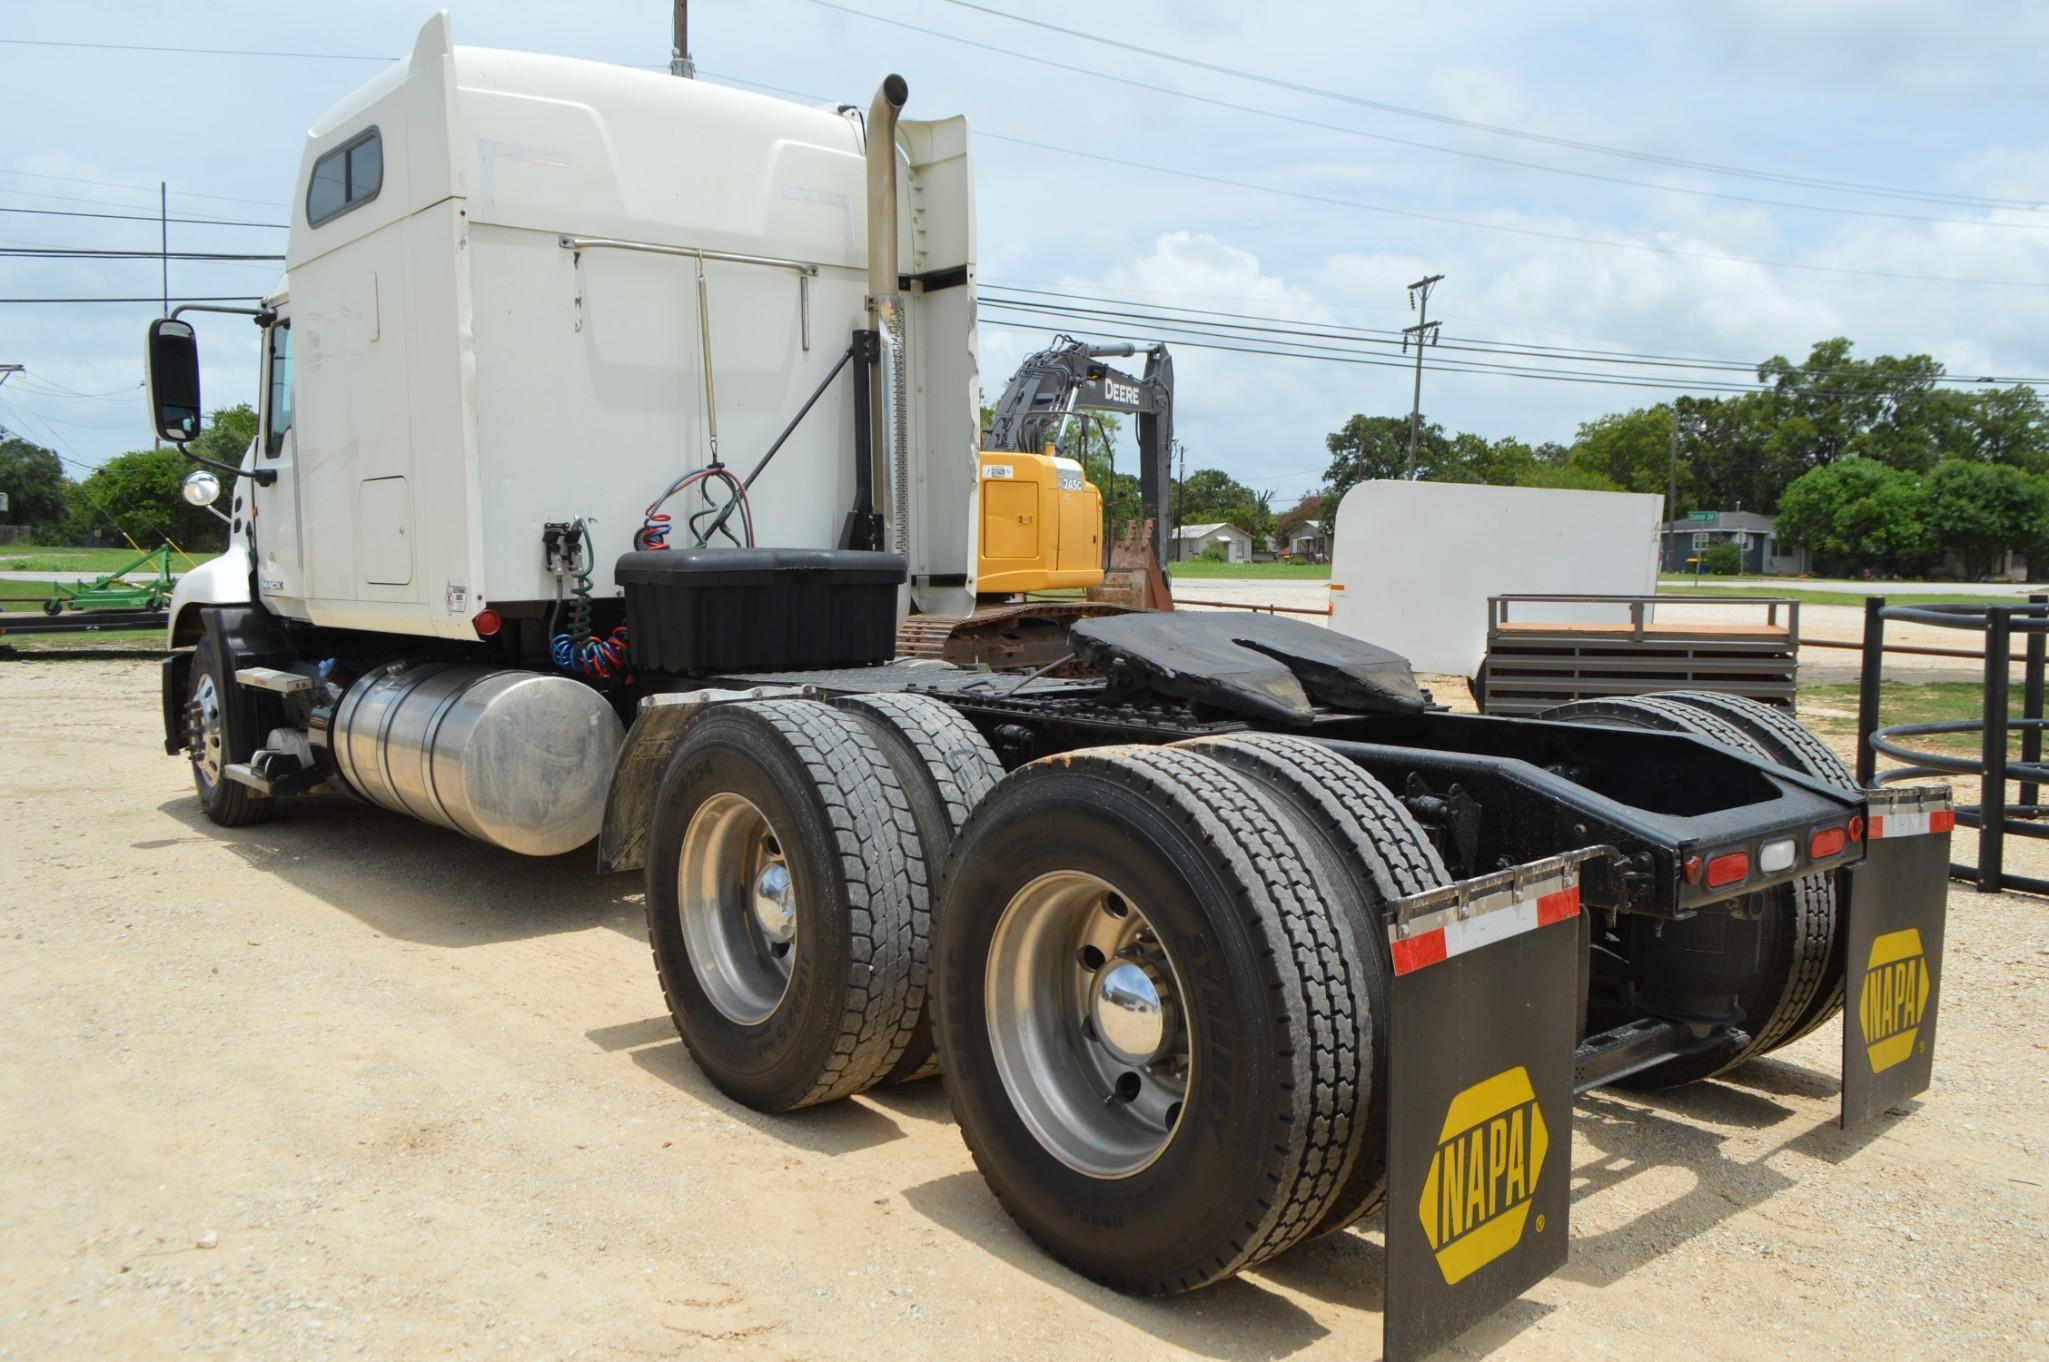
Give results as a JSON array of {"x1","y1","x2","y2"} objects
[
  {"x1": 679, "y1": 792, "x2": 797, "y2": 1026},
  {"x1": 189, "y1": 673, "x2": 224, "y2": 790},
  {"x1": 985, "y1": 871, "x2": 1191, "y2": 1179}
]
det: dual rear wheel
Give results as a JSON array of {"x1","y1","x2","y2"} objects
[{"x1": 644, "y1": 701, "x2": 1446, "y2": 1292}]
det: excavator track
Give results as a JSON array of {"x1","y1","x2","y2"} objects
[{"x1": 895, "y1": 601, "x2": 1133, "y2": 672}]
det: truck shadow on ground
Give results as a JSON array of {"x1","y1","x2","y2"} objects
[
  {"x1": 156, "y1": 793, "x2": 647, "y2": 949},
  {"x1": 899, "y1": 1170, "x2": 1339, "y2": 1362}
]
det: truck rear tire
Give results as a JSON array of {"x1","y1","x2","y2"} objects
[
  {"x1": 185, "y1": 634, "x2": 275, "y2": 828},
  {"x1": 643, "y1": 699, "x2": 925, "y2": 1112},
  {"x1": 1539, "y1": 695, "x2": 1834, "y2": 1086},
  {"x1": 1652, "y1": 690, "x2": 1854, "y2": 1046},
  {"x1": 1175, "y1": 732, "x2": 1448, "y2": 1237},
  {"x1": 831, "y1": 692, "x2": 1003, "y2": 1084},
  {"x1": 934, "y1": 744, "x2": 1366, "y2": 1294}
]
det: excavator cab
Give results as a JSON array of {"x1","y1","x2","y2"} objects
[{"x1": 974, "y1": 448, "x2": 1102, "y2": 594}]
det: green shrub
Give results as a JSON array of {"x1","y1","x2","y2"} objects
[{"x1": 1700, "y1": 540, "x2": 1745, "y2": 575}]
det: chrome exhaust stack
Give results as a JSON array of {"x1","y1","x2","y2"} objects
[{"x1": 865, "y1": 75, "x2": 909, "y2": 554}]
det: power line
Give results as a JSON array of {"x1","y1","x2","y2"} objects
[
  {"x1": 803, "y1": 0, "x2": 2049, "y2": 231},
  {"x1": 0, "y1": 36, "x2": 395, "y2": 61},
  {"x1": 0, "y1": 205, "x2": 286, "y2": 229},
  {"x1": 0, "y1": 168, "x2": 288, "y2": 211},
  {"x1": 931, "y1": 0, "x2": 2047, "y2": 213},
  {"x1": 976, "y1": 130, "x2": 2049, "y2": 291},
  {"x1": 0, "y1": 247, "x2": 284, "y2": 261},
  {"x1": 981, "y1": 283, "x2": 2049, "y2": 385},
  {"x1": 689, "y1": 67, "x2": 2049, "y2": 292},
  {"x1": 976, "y1": 304, "x2": 2017, "y2": 401},
  {"x1": 0, "y1": 295, "x2": 261, "y2": 304}
]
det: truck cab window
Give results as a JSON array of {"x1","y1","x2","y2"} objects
[
  {"x1": 264, "y1": 322, "x2": 294, "y2": 458},
  {"x1": 306, "y1": 128, "x2": 382, "y2": 226}
]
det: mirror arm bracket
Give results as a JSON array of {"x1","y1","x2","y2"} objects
[{"x1": 178, "y1": 444, "x2": 275, "y2": 486}]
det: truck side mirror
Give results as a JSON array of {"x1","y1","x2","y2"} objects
[{"x1": 146, "y1": 318, "x2": 202, "y2": 444}]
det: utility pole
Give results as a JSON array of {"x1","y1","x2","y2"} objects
[
  {"x1": 1402, "y1": 273, "x2": 1444, "y2": 480},
  {"x1": 159, "y1": 182, "x2": 170, "y2": 316},
  {"x1": 0, "y1": 364, "x2": 20, "y2": 389},
  {"x1": 670, "y1": 0, "x2": 695, "y2": 77}
]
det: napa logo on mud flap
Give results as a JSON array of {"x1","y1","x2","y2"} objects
[
  {"x1": 1417, "y1": 1066, "x2": 1548, "y2": 1285},
  {"x1": 1858, "y1": 928, "x2": 1931, "y2": 1074}
]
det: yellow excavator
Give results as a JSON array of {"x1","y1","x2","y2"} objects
[{"x1": 897, "y1": 336, "x2": 1176, "y2": 666}]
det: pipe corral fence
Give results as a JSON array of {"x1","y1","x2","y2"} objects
[{"x1": 1856, "y1": 594, "x2": 2048, "y2": 895}]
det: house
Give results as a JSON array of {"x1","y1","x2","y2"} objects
[
  {"x1": 1170, "y1": 521, "x2": 1254, "y2": 564},
  {"x1": 1284, "y1": 519, "x2": 1328, "y2": 562},
  {"x1": 1660, "y1": 510, "x2": 1808, "y2": 575}
]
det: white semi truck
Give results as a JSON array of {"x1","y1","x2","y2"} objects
[{"x1": 147, "y1": 17, "x2": 1955, "y2": 1358}]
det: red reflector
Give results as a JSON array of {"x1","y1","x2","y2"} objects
[
  {"x1": 1390, "y1": 929, "x2": 1448, "y2": 976},
  {"x1": 472, "y1": 608, "x2": 502, "y2": 638},
  {"x1": 1809, "y1": 826, "x2": 1848, "y2": 860},
  {"x1": 1705, "y1": 851, "x2": 1750, "y2": 888},
  {"x1": 1931, "y1": 809, "x2": 1955, "y2": 834},
  {"x1": 1847, "y1": 814, "x2": 1865, "y2": 843},
  {"x1": 1683, "y1": 855, "x2": 1704, "y2": 885},
  {"x1": 1535, "y1": 886, "x2": 1580, "y2": 926}
]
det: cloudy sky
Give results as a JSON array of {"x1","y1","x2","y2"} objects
[{"x1": 4, "y1": 0, "x2": 2046, "y2": 501}]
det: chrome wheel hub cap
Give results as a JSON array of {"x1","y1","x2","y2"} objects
[
  {"x1": 679, "y1": 793, "x2": 797, "y2": 1026},
  {"x1": 189, "y1": 674, "x2": 224, "y2": 788},
  {"x1": 985, "y1": 872, "x2": 1191, "y2": 1179}
]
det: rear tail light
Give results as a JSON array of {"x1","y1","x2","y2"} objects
[
  {"x1": 1846, "y1": 815, "x2": 1865, "y2": 843},
  {"x1": 1758, "y1": 837, "x2": 1797, "y2": 873},
  {"x1": 1705, "y1": 851, "x2": 1750, "y2": 888},
  {"x1": 1809, "y1": 826, "x2": 1849, "y2": 860},
  {"x1": 1683, "y1": 854, "x2": 1704, "y2": 884}
]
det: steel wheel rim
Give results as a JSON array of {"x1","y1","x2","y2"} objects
[
  {"x1": 985, "y1": 871, "x2": 1191, "y2": 1179},
  {"x1": 189, "y1": 672, "x2": 224, "y2": 792},
  {"x1": 679, "y1": 792, "x2": 798, "y2": 1026}
]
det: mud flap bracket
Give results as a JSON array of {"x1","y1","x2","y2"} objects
[{"x1": 1382, "y1": 849, "x2": 1601, "y2": 1362}]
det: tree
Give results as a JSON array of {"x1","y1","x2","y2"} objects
[
  {"x1": 1773, "y1": 459, "x2": 1934, "y2": 576},
  {"x1": 0, "y1": 432, "x2": 70, "y2": 535},
  {"x1": 1323, "y1": 414, "x2": 1451, "y2": 505},
  {"x1": 61, "y1": 404, "x2": 257, "y2": 552},
  {"x1": 1275, "y1": 493, "x2": 1323, "y2": 538},
  {"x1": 1175, "y1": 467, "x2": 1274, "y2": 549},
  {"x1": 1515, "y1": 462, "x2": 1622, "y2": 492},
  {"x1": 1566, "y1": 405, "x2": 1677, "y2": 499},
  {"x1": 1924, "y1": 458, "x2": 2049, "y2": 580}
]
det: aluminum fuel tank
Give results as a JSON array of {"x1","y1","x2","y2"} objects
[{"x1": 330, "y1": 663, "x2": 625, "y2": 856}]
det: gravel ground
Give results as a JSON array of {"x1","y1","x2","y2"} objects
[{"x1": 2, "y1": 659, "x2": 2046, "y2": 1361}]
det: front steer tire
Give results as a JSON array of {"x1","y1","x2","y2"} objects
[
  {"x1": 185, "y1": 633, "x2": 275, "y2": 828},
  {"x1": 935, "y1": 744, "x2": 1367, "y2": 1294},
  {"x1": 644, "y1": 700, "x2": 926, "y2": 1112}
]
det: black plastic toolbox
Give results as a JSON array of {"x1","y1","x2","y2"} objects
[{"x1": 614, "y1": 548, "x2": 906, "y2": 674}]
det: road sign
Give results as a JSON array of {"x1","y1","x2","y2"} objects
[{"x1": 1685, "y1": 510, "x2": 1717, "y2": 523}]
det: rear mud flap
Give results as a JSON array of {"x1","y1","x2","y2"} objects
[
  {"x1": 1382, "y1": 851, "x2": 1597, "y2": 1362},
  {"x1": 1840, "y1": 787, "x2": 1953, "y2": 1131}
]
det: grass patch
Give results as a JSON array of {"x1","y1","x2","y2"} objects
[
  {"x1": 1167, "y1": 561, "x2": 1331, "y2": 580},
  {"x1": 0, "y1": 546, "x2": 213, "y2": 574},
  {"x1": 1660, "y1": 582, "x2": 2028, "y2": 609},
  {"x1": 1801, "y1": 681, "x2": 2041, "y2": 757},
  {"x1": 0, "y1": 630, "x2": 164, "y2": 653}
]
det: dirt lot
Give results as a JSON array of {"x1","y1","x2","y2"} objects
[{"x1": 3, "y1": 658, "x2": 2046, "y2": 1361}]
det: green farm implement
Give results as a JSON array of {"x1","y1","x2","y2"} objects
[{"x1": 40, "y1": 544, "x2": 177, "y2": 616}]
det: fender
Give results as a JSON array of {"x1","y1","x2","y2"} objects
[
  {"x1": 166, "y1": 541, "x2": 253, "y2": 648},
  {"x1": 596, "y1": 686, "x2": 813, "y2": 873}
]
